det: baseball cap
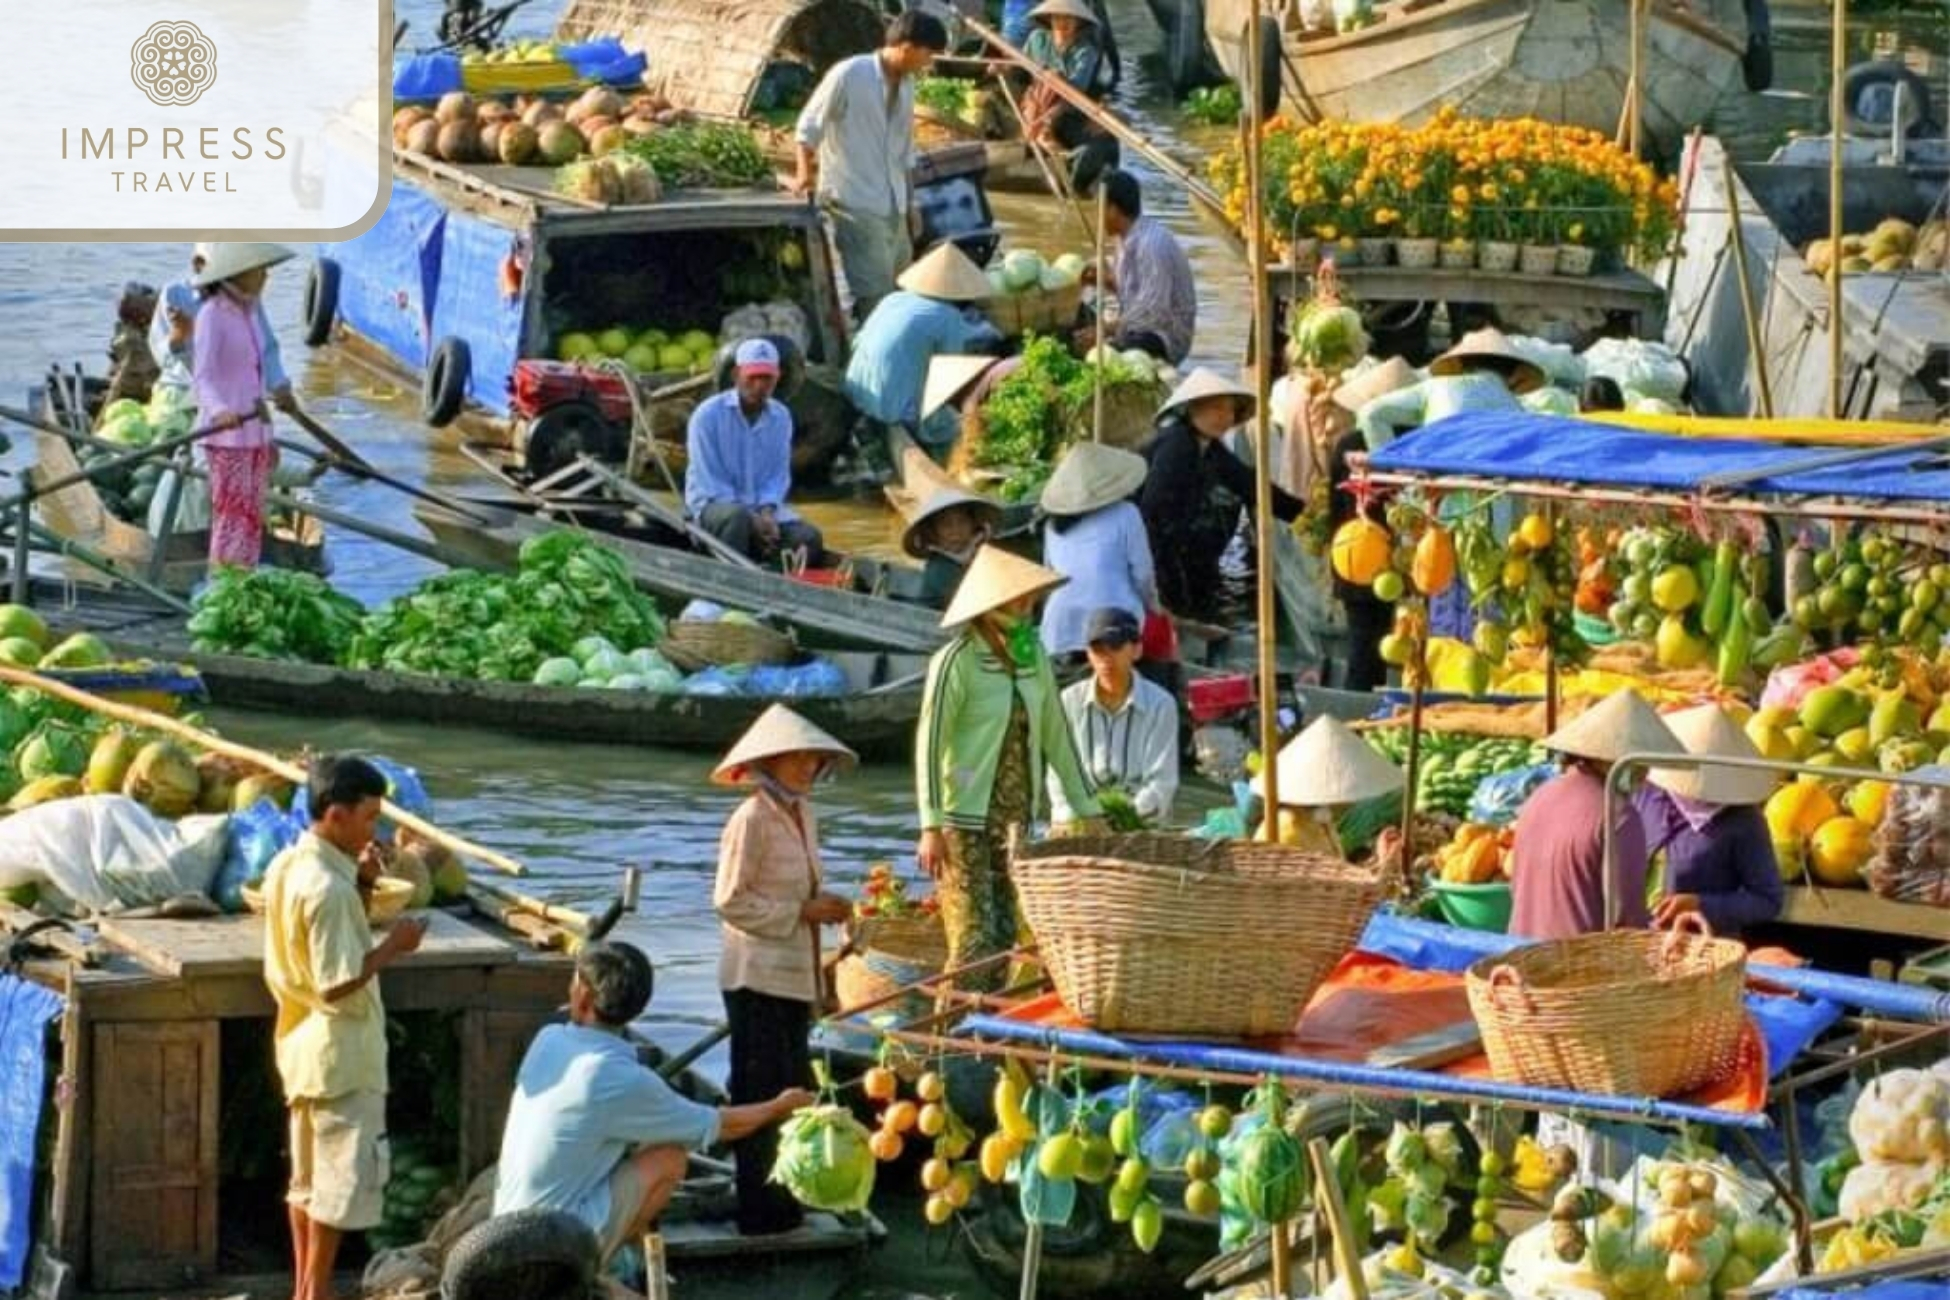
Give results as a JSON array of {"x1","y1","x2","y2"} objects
[
  {"x1": 734, "y1": 337, "x2": 781, "y2": 376},
  {"x1": 1084, "y1": 607, "x2": 1141, "y2": 648}
]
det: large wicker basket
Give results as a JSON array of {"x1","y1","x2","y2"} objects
[
  {"x1": 985, "y1": 283, "x2": 1084, "y2": 337},
  {"x1": 1011, "y1": 833, "x2": 1386, "y2": 1037},
  {"x1": 1464, "y1": 915, "x2": 1749, "y2": 1098},
  {"x1": 833, "y1": 913, "x2": 949, "y2": 1020},
  {"x1": 662, "y1": 619, "x2": 795, "y2": 672}
]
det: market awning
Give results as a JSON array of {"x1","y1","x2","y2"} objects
[{"x1": 1366, "y1": 412, "x2": 1950, "y2": 504}]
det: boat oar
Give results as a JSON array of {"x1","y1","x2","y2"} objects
[
  {"x1": 0, "y1": 665, "x2": 529, "y2": 878},
  {"x1": 281, "y1": 409, "x2": 497, "y2": 525}
]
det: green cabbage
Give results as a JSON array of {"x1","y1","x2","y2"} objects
[
  {"x1": 1291, "y1": 300, "x2": 1369, "y2": 371},
  {"x1": 16, "y1": 722, "x2": 90, "y2": 783},
  {"x1": 770, "y1": 1104, "x2": 875, "y2": 1212},
  {"x1": 532, "y1": 656, "x2": 582, "y2": 687}
]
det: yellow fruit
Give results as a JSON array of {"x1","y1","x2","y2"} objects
[
  {"x1": 1131, "y1": 1199, "x2": 1164, "y2": 1252},
  {"x1": 1184, "y1": 1178, "x2": 1222, "y2": 1216},
  {"x1": 1515, "y1": 513, "x2": 1554, "y2": 551},
  {"x1": 1411, "y1": 527, "x2": 1458, "y2": 595},
  {"x1": 1038, "y1": 1132, "x2": 1084, "y2": 1181},
  {"x1": 1808, "y1": 815, "x2": 1874, "y2": 886},
  {"x1": 1331, "y1": 517, "x2": 1394, "y2": 585},
  {"x1": 1184, "y1": 1148, "x2": 1220, "y2": 1181},
  {"x1": 993, "y1": 1074, "x2": 1036, "y2": 1142},
  {"x1": 915, "y1": 1071, "x2": 946, "y2": 1103},
  {"x1": 1109, "y1": 1180, "x2": 1143, "y2": 1223},
  {"x1": 1077, "y1": 1135, "x2": 1117, "y2": 1184},
  {"x1": 1109, "y1": 1107, "x2": 1139, "y2": 1157},
  {"x1": 979, "y1": 1134, "x2": 1015, "y2": 1183},
  {"x1": 1765, "y1": 782, "x2": 1839, "y2": 841},
  {"x1": 1772, "y1": 837, "x2": 1805, "y2": 881},
  {"x1": 917, "y1": 1102, "x2": 948, "y2": 1137},
  {"x1": 1197, "y1": 1105, "x2": 1233, "y2": 1141},
  {"x1": 921, "y1": 1157, "x2": 952, "y2": 1192},
  {"x1": 944, "y1": 1168, "x2": 975, "y2": 1209},
  {"x1": 924, "y1": 1193, "x2": 954, "y2": 1225},
  {"x1": 1651, "y1": 565, "x2": 1701, "y2": 613},
  {"x1": 1655, "y1": 615, "x2": 1710, "y2": 670},
  {"x1": 1501, "y1": 556, "x2": 1531, "y2": 591},
  {"x1": 1846, "y1": 780, "x2": 1891, "y2": 826},
  {"x1": 885, "y1": 1100, "x2": 919, "y2": 1133},
  {"x1": 1745, "y1": 716, "x2": 1796, "y2": 762},
  {"x1": 870, "y1": 1127, "x2": 905, "y2": 1162},
  {"x1": 863, "y1": 1066, "x2": 898, "y2": 1101},
  {"x1": 1832, "y1": 726, "x2": 1874, "y2": 765},
  {"x1": 1116, "y1": 1156, "x2": 1150, "y2": 1194}
]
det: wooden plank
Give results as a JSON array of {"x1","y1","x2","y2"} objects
[
  {"x1": 1778, "y1": 887, "x2": 1950, "y2": 941},
  {"x1": 1266, "y1": 264, "x2": 1666, "y2": 314},
  {"x1": 91, "y1": 1020, "x2": 218, "y2": 1289},
  {"x1": 97, "y1": 910, "x2": 520, "y2": 979},
  {"x1": 460, "y1": 1007, "x2": 556, "y2": 1180},
  {"x1": 50, "y1": 969, "x2": 89, "y2": 1270}
]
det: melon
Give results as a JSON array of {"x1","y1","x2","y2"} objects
[
  {"x1": 623, "y1": 343, "x2": 661, "y2": 372},
  {"x1": 522, "y1": 100, "x2": 563, "y2": 129},
  {"x1": 405, "y1": 119, "x2": 441, "y2": 156},
  {"x1": 656, "y1": 344, "x2": 693, "y2": 371},
  {"x1": 580, "y1": 115, "x2": 617, "y2": 140},
  {"x1": 555, "y1": 331, "x2": 598, "y2": 362},
  {"x1": 597, "y1": 327, "x2": 634, "y2": 358},
  {"x1": 479, "y1": 122, "x2": 503, "y2": 160},
  {"x1": 589, "y1": 125, "x2": 629, "y2": 157},
  {"x1": 476, "y1": 99, "x2": 515, "y2": 123},
  {"x1": 538, "y1": 122, "x2": 583, "y2": 166},
  {"x1": 0, "y1": 638, "x2": 38, "y2": 668},
  {"x1": 393, "y1": 105, "x2": 431, "y2": 143},
  {"x1": 0, "y1": 606, "x2": 50, "y2": 650},
  {"x1": 621, "y1": 114, "x2": 659, "y2": 136},
  {"x1": 435, "y1": 121, "x2": 480, "y2": 164},
  {"x1": 83, "y1": 729, "x2": 143, "y2": 795},
  {"x1": 123, "y1": 740, "x2": 200, "y2": 817},
  {"x1": 498, "y1": 121, "x2": 539, "y2": 165},
  {"x1": 41, "y1": 633, "x2": 110, "y2": 669},
  {"x1": 435, "y1": 90, "x2": 476, "y2": 124}
]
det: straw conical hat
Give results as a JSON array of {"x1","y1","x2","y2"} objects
[
  {"x1": 1332, "y1": 357, "x2": 1419, "y2": 413},
  {"x1": 1542, "y1": 689, "x2": 1680, "y2": 765},
  {"x1": 1039, "y1": 442, "x2": 1148, "y2": 516},
  {"x1": 922, "y1": 354, "x2": 996, "y2": 420},
  {"x1": 712, "y1": 704, "x2": 858, "y2": 785},
  {"x1": 1028, "y1": 0, "x2": 1099, "y2": 24},
  {"x1": 897, "y1": 242, "x2": 993, "y2": 302},
  {"x1": 1428, "y1": 328, "x2": 1545, "y2": 394},
  {"x1": 1648, "y1": 704, "x2": 1776, "y2": 805},
  {"x1": 1158, "y1": 368, "x2": 1256, "y2": 420},
  {"x1": 901, "y1": 486, "x2": 1002, "y2": 559},
  {"x1": 1256, "y1": 715, "x2": 1404, "y2": 808},
  {"x1": 192, "y1": 242, "x2": 295, "y2": 288},
  {"x1": 940, "y1": 545, "x2": 1067, "y2": 627}
]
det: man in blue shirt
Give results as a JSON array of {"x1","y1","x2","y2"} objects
[
  {"x1": 843, "y1": 242, "x2": 1003, "y2": 455},
  {"x1": 684, "y1": 339, "x2": 825, "y2": 563},
  {"x1": 493, "y1": 942, "x2": 812, "y2": 1261},
  {"x1": 149, "y1": 242, "x2": 300, "y2": 413}
]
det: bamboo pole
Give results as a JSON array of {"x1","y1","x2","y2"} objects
[
  {"x1": 1722, "y1": 168, "x2": 1777, "y2": 419},
  {"x1": 472, "y1": 878, "x2": 596, "y2": 934},
  {"x1": 1249, "y1": 0, "x2": 1281, "y2": 824},
  {"x1": 1093, "y1": 184, "x2": 1108, "y2": 444},
  {"x1": 1307, "y1": 1137, "x2": 1370, "y2": 1300},
  {"x1": 0, "y1": 665, "x2": 529, "y2": 878},
  {"x1": 1827, "y1": 0, "x2": 1847, "y2": 419},
  {"x1": 1630, "y1": 0, "x2": 1645, "y2": 158}
]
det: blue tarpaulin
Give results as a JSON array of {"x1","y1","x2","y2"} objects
[
  {"x1": 1368, "y1": 412, "x2": 1950, "y2": 504},
  {"x1": 321, "y1": 183, "x2": 447, "y2": 371},
  {"x1": 0, "y1": 975, "x2": 63, "y2": 1289},
  {"x1": 392, "y1": 38, "x2": 648, "y2": 100},
  {"x1": 1772, "y1": 1285, "x2": 1948, "y2": 1300}
]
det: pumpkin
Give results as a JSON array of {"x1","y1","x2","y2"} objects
[
  {"x1": 1410, "y1": 526, "x2": 1457, "y2": 596},
  {"x1": 1331, "y1": 516, "x2": 1393, "y2": 585}
]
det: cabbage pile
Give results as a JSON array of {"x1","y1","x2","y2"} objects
[
  {"x1": 1288, "y1": 297, "x2": 1369, "y2": 372},
  {"x1": 988, "y1": 248, "x2": 1086, "y2": 296},
  {"x1": 95, "y1": 387, "x2": 197, "y2": 449},
  {"x1": 531, "y1": 638, "x2": 684, "y2": 692},
  {"x1": 771, "y1": 1104, "x2": 876, "y2": 1212}
]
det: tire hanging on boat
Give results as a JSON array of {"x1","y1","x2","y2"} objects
[
  {"x1": 1838, "y1": 61, "x2": 1936, "y2": 139},
  {"x1": 440, "y1": 1208, "x2": 599, "y2": 1300},
  {"x1": 301, "y1": 258, "x2": 341, "y2": 349},
  {"x1": 1245, "y1": 15, "x2": 1281, "y2": 121},
  {"x1": 1740, "y1": 0, "x2": 1773, "y2": 93},
  {"x1": 1166, "y1": 0, "x2": 1217, "y2": 99},
  {"x1": 423, "y1": 336, "x2": 472, "y2": 428}
]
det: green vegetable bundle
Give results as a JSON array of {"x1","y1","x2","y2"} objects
[
  {"x1": 619, "y1": 122, "x2": 772, "y2": 189},
  {"x1": 915, "y1": 76, "x2": 980, "y2": 118},
  {"x1": 187, "y1": 568, "x2": 366, "y2": 664},
  {"x1": 973, "y1": 334, "x2": 1165, "y2": 502},
  {"x1": 1182, "y1": 83, "x2": 1242, "y2": 127},
  {"x1": 771, "y1": 1104, "x2": 876, "y2": 1212}
]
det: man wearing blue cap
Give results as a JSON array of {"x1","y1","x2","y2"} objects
[
  {"x1": 1048, "y1": 607, "x2": 1179, "y2": 828},
  {"x1": 685, "y1": 339, "x2": 825, "y2": 563}
]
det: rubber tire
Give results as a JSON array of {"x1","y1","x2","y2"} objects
[
  {"x1": 520, "y1": 400, "x2": 627, "y2": 479},
  {"x1": 1839, "y1": 61, "x2": 1934, "y2": 139},
  {"x1": 711, "y1": 332, "x2": 807, "y2": 402},
  {"x1": 301, "y1": 258, "x2": 340, "y2": 348},
  {"x1": 1167, "y1": 0, "x2": 1210, "y2": 99},
  {"x1": 1244, "y1": 17, "x2": 1282, "y2": 121},
  {"x1": 1740, "y1": 0, "x2": 1773, "y2": 92},
  {"x1": 439, "y1": 1208, "x2": 599, "y2": 1300},
  {"x1": 423, "y1": 336, "x2": 471, "y2": 428}
]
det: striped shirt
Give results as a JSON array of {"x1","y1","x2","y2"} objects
[
  {"x1": 1115, "y1": 216, "x2": 1196, "y2": 364},
  {"x1": 795, "y1": 53, "x2": 913, "y2": 217}
]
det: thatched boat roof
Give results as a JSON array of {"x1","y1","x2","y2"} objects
[{"x1": 555, "y1": 0, "x2": 884, "y2": 119}]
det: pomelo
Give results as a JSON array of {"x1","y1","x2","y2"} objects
[
  {"x1": 596, "y1": 328, "x2": 633, "y2": 358},
  {"x1": 41, "y1": 633, "x2": 110, "y2": 669},
  {"x1": 537, "y1": 122, "x2": 583, "y2": 166},
  {"x1": 435, "y1": 91, "x2": 476, "y2": 125},
  {"x1": 405, "y1": 119, "x2": 441, "y2": 157},
  {"x1": 498, "y1": 121, "x2": 539, "y2": 166},
  {"x1": 0, "y1": 638, "x2": 39, "y2": 668},
  {"x1": 556, "y1": 331, "x2": 598, "y2": 362},
  {"x1": 623, "y1": 344, "x2": 661, "y2": 372}
]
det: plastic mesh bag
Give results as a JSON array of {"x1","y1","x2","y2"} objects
[
  {"x1": 212, "y1": 797, "x2": 311, "y2": 913},
  {"x1": 1468, "y1": 763, "x2": 1556, "y2": 827},
  {"x1": 1867, "y1": 767, "x2": 1950, "y2": 906}
]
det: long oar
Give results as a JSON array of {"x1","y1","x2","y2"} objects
[{"x1": 282, "y1": 409, "x2": 497, "y2": 525}]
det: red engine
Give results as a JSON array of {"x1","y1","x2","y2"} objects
[{"x1": 509, "y1": 360, "x2": 637, "y2": 424}]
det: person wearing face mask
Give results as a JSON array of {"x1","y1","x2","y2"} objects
[
  {"x1": 1508, "y1": 690, "x2": 1682, "y2": 940},
  {"x1": 1139, "y1": 369, "x2": 1305, "y2": 622},
  {"x1": 916, "y1": 546, "x2": 1102, "y2": 992},
  {"x1": 1636, "y1": 704, "x2": 1783, "y2": 938},
  {"x1": 1049, "y1": 608, "x2": 1178, "y2": 829},
  {"x1": 710, "y1": 705, "x2": 857, "y2": 1235},
  {"x1": 901, "y1": 486, "x2": 1002, "y2": 611}
]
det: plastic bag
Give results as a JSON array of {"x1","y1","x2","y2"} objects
[
  {"x1": 368, "y1": 755, "x2": 432, "y2": 830},
  {"x1": 1521, "y1": 385, "x2": 1578, "y2": 416},
  {"x1": 1759, "y1": 646, "x2": 1861, "y2": 711},
  {"x1": 1331, "y1": 0, "x2": 1374, "y2": 31},
  {"x1": 1580, "y1": 338, "x2": 1689, "y2": 402},
  {"x1": 0, "y1": 795, "x2": 230, "y2": 913},
  {"x1": 680, "y1": 667, "x2": 744, "y2": 696},
  {"x1": 1512, "y1": 335, "x2": 1585, "y2": 389},
  {"x1": 212, "y1": 797, "x2": 311, "y2": 913},
  {"x1": 1468, "y1": 763, "x2": 1556, "y2": 827}
]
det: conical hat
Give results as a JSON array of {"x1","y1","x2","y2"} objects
[
  {"x1": 1648, "y1": 704, "x2": 1776, "y2": 805},
  {"x1": 1332, "y1": 356, "x2": 1419, "y2": 413},
  {"x1": 1028, "y1": 0, "x2": 1098, "y2": 23},
  {"x1": 1158, "y1": 368, "x2": 1256, "y2": 420},
  {"x1": 922, "y1": 354, "x2": 996, "y2": 420},
  {"x1": 192, "y1": 242, "x2": 295, "y2": 288},
  {"x1": 900, "y1": 486, "x2": 1002, "y2": 559},
  {"x1": 940, "y1": 545, "x2": 1067, "y2": 627},
  {"x1": 1428, "y1": 327, "x2": 1546, "y2": 394},
  {"x1": 1542, "y1": 689, "x2": 1680, "y2": 764},
  {"x1": 1257, "y1": 715, "x2": 1404, "y2": 808},
  {"x1": 897, "y1": 242, "x2": 993, "y2": 302},
  {"x1": 712, "y1": 704, "x2": 858, "y2": 785},
  {"x1": 1039, "y1": 442, "x2": 1148, "y2": 516}
]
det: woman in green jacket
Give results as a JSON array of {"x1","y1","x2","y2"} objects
[{"x1": 916, "y1": 545, "x2": 1102, "y2": 991}]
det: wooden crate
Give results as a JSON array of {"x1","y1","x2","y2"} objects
[{"x1": 90, "y1": 1021, "x2": 219, "y2": 1290}]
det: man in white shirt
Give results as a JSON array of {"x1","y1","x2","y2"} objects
[
  {"x1": 1049, "y1": 608, "x2": 1180, "y2": 827},
  {"x1": 791, "y1": 12, "x2": 949, "y2": 319}
]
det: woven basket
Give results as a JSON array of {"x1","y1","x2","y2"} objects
[
  {"x1": 833, "y1": 913, "x2": 948, "y2": 1019},
  {"x1": 985, "y1": 282, "x2": 1085, "y2": 337},
  {"x1": 1464, "y1": 915, "x2": 1748, "y2": 1098},
  {"x1": 663, "y1": 619, "x2": 795, "y2": 672},
  {"x1": 1011, "y1": 832, "x2": 1385, "y2": 1037}
]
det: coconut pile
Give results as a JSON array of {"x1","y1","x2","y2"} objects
[
  {"x1": 393, "y1": 86, "x2": 688, "y2": 171},
  {"x1": 1803, "y1": 218, "x2": 1949, "y2": 276}
]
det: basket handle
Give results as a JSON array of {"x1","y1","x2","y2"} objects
[
  {"x1": 1485, "y1": 962, "x2": 1531, "y2": 1012},
  {"x1": 1659, "y1": 910, "x2": 1716, "y2": 964}
]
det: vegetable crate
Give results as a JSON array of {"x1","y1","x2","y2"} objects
[{"x1": 985, "y1": 283, "x2": 1083, "y2": 337}]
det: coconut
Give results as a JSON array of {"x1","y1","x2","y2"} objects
[
  {"x1": 476, "y1": 99, "x2": 515, "y2": 123},
  {"x1": 405, "y1": 119, "x2": 441, "y2": 157},
  {"x1": 194, "y1": 753, "x2": 247, "y2": 814},
  {"x1": 621, "y1": 114, "x2": 659, "y2": 137},
  {"x1": 479, "y1": 122, "x2": 503, "y2": 160},
  {"x1": 561, "y1": 159, "x2": 622, "y2": 205},
  {"x1": 385, "y1": 848, "x2": 435, "y2": 910},
  {"x1": 579, "y1": 115, "x2": 618, "y2": 140},
  {"x1": 233, "y1": 773, "x2": 295, "y2": 812},
  {"x1": 8, "y1": 775, "x2": 80, "y2": 812},
  {"x1": 393, "y1": 105, "x2": 431, "y2": 144},
  {"x1": 123, "y1": 740, "x2": 200, "y2": 817},
  {"x1": 538, "y1": 122, "x2": 584, "y2": 166},
  {"x1": 612, "y1": 156, "x2": 662, "y2": 204},
  {"x1": 436, "y1": 120, "x2": 480, "y2": 164},
  {"x1": 498, "y1": 121, "x2": 540, "y2": 165},
  {"x1": 569, "y1": 86, "x2": 622, "y2": 124},
  {"x1": 589, "y1": 125, "x2": 630, "y2": 157},
  {"x1": 83, "y1": 729, "x2": 144, "y2": 795},
  {"x1": 435, "y1": 90, "x2": 476, "y2": 125},
  {"x1": 521, "y1": 100, "x2": 563, "y2": 129}
]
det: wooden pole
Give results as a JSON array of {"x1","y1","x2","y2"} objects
[
  {"x1": 1093, "y1": 184, "x2": 1108, "y2": 444},
  {"x1": 1827, "y1": 0, "x2": 1847, "y2": 419},
  {"x1": 1249, "y1": 0, "x2": 1282, "y2": 822},
  {"x1": 1019, "y1": 1054, "x2": 1064, "y2": 1300},
  {"x1": 1631, "y1": 0, "x2": 1645, "y2": 158},
  {"x1": 1543, "y1": 499, "x2": 1559, "y2": 735},
  {"x1": 1722, "y1": 168, "x2": 1777, "y2": 418},
  {"x1": 0, "y1": 665, "x2": 530, "y2": 878},
  {"x1": 1306, "y1": 1137, "x2": 1370, "y2": 1300}
]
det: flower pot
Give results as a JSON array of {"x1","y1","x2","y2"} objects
[
  {"x1": 1356, "y1": 237, "x2": 1394, "y2": 267},
  {"x1": 1396, "y1": 237, "x2": 1439, "y2": 270},
  {"x1": 1287, "y1": 236, "x2": 1320, "y2": 271},
  {"x1": 1438, "y1": 239, "x2": 1475, "y2": 270},
  {"x1": 1557, "y1": 244, "x2": 1598, "y2": 277},
  {"x1": 1518, "y1": 243, "x2": 1559, "y2": 276},
  {"x1": 1327, "y1": 238, "x2": 1362, "y2": 269},
  {"x1": 1478, "y1": 240, "x2": 1518, "y2": 273}
]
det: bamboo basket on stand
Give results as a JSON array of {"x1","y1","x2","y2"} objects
[
  {"x1": 1011, "y1": 832, "x2": 1386, "y2": 1037},
  {"x1": 1464, "y1": 913, "x2": 1749, "y2": 1097},
  {"x1": 833, "y1": 912, "x2": 949, "y2": 1020}
]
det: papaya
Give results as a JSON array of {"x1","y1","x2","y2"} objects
[
  {"x1": 1410, "y1": 527, "x2": 1457, "y2": 596},
  {"x1": 1807, "y1": 816, "x2": 1873, "y2": 887},
  {"x1": 1765, "y1": 782, "x2": 1838, "y2": 841},
  {"x1": 1799, "y1": 685, "x2": 1870, "y2": 739}
]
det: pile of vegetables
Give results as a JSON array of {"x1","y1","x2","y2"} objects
[
  {"x1": 617, "y1": 121, "x2": 772, "y2": 189},
  {"x1": 971, "y1": 334, "x2": 1169, "y2": 501},
  {"x1": 915, "y1": 75, "x2": 983, "y2": 120},
  {"x1": 986, "y1": 248, "x2": 1085, "y2": 298},
  {"x1": 1288, "y1": 289, "x2": 1370, "y2": 373},
  {"x1": 1365, "y1": 727, "x2": 1547, "y2": 817},
  {"x1": 772, "y1": 1100, "x2": 876, "y2": 1212},
  {"x1": 369, "y1": 1137, "x2": 457, "y2": 1252},
  {"x1": 188, "y1": 569, "x2": 366, "y2": 663},
  {"x1": 1182, "y1": 83, "x2": 1242, "y2": 126}
]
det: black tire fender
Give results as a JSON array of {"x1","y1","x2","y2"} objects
[
  {"x1": 1740, "y1": 0, "x2": 1773, "y2": 92},
  {"x1": 712, "y1": 333, "x2": 807, "y2": 402},
  {"x1": 439, "y1": 1208, "x2": 599, "y2": 1300},
  {"x1": 423, "y1": 336, "x2": 471, "y2": 428},
  {"x1": 1246, "y1": 15, "x2": 1282, "y2": 121},
  {"x1": 519, "y1": 400, "x2": 627, "y2": 479},
  {"x1": 301, "y1": 258, "x2": 340, "y2": 349},
  {"x1": 1167, "y1": 0, "x2": 1210, "y2": 98},
  {"x1": 1839, "y1": 61, "x2": 1934, "y2": 139}
]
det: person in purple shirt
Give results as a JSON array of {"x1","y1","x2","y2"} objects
[
  {"x1": 1635, "y1": 704, "x2": 1784, "y2": 938},
  {"x1": 1509, "y1": 690, "x2": 1681, "y2": 940}
]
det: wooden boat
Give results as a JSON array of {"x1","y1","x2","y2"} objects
[
  {"x1": 1666, "y1": 133, "x2": 1950, "y2": 422},
  {"x1": 1205, "y1": 0, "x2": 1758, "y2": 158}
]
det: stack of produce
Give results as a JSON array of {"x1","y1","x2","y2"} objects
[
  {"x1": 861, "y1": 1063, "x2": 975, "y2": 1224},
  {"x1": 1366, "y1": 726, "x2": 1548, "y2": 817},
  {"x1": 1604, "y1": 526, "x2": 1793, "y2": 682},
  {"x1": 188, "y1": 568, "x2": 366, "y2": 664},
  {"x1": 1823, "y1": 1064, "x2": 1950, "y2": 1267},
  {"x1": 459, "y1": 39, "x2": 564, "y2": 66},
  {"x1": 553, "y1": 324, "x2": 721, "y2": 374},
  {"x1": 1804, "y1": 218, "x2": 1948, "y2": 276},
  {"x1": 1868, "y1": 777, "x2": 1950, "y2": 906},
  {"x1": 394, "y1": 86, "x2": 690, "y2": 168},
  {"x1": 1427, "y1": 822, "x2": 1514, "y2": 884},
  {"x1": 966, "y1": 334, "x2": 1168, "y2": 501},
  {"x1": 368, "y1": 1139, "x2": 456, "y2": 1253}
]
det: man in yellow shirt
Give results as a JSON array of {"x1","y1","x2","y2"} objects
[{"x1": 262, "y1": 756, "x2": 426, "y2": 1300}]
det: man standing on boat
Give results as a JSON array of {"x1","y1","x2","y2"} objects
[
  {"x1": 263, "y1": 756, "x2": 427, "y2": 1300},
  {"x1": 1078, "y1": 171, "x2": 1196, "y2": 365},
  {"x1": 685, "y1": 339, "x2": 826, "y2": 565},
  {"x1": 790, "y1": 11, "x2": 950, "y2": 320},
  {"x1": 493, "y1": 942, "x2": 813, "y2": 1263},
  {"x1": 150, "y1": 242, "x2": 302, "y2": 416}
]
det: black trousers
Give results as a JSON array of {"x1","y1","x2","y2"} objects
[
  {"x1": 1342, "y1": 597, "x2": 1392, "y2": 693},
  {"x1": 723, "y1": 987, "x2": 812, "y2": 1234}
]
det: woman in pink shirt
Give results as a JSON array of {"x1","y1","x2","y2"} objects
[{"x1": 190, "y1": 243, "x2": 294, "y2": 570}]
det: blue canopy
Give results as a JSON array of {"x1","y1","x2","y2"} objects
[
  {"x1": 393, "y1": 38, "x2": 649, "y2": 101},
  {"x1": 1367, "y1": 412, "x2": 1950, "y2": 504}
]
